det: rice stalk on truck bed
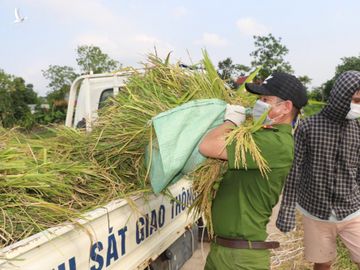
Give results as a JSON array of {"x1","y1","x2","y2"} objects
[{"x1": 0, "y1": 51, "x2": 267, "y2": 248}]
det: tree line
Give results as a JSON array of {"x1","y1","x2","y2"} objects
[
  {"x1": 1, "y1": 34, "x2": 360, "y2": 129},
  {"x1": 0, "y1": 45, "x2": 121, "y2": 129}
]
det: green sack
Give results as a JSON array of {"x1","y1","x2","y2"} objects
[{"x1": 148, "y1": 99, "x2": 226, "y2": 193}]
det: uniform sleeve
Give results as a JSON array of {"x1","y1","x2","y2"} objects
[
  {"x1": 226, "y1": 130, "x2": 293, "y2": 170},
  {"x1": 276, "y1": 124, "x2": 307, "y2": 232},
  {"x1": 226, "y1": 140, "x2": 259, "y2": 169}
]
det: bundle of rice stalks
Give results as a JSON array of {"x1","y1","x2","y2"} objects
[
  {"x1": 226, "y1": 111, "x2": 271, "y2": 177},
  {"x1": 87, "y1": 51, "x2": 233, "y2": 184},
  {"x1": 269, "y1": 231, "x2": 304, "y2": 269},
  {"x1": 88, "y1": 51, "x2": 268, "y2": 237},
  {"x1": 0, "y1": 50, "x2": 267, "y2": 247},
  {"x1": 189, "y1": 159, "x2": 228, "y2": 237},
  {"x1": 0, "y1": 128, "x2": 130, "y2": 248}
]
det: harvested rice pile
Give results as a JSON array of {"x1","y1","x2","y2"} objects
[{"x1": 0, "y1": 51, "x2": 266, "y2": 248}]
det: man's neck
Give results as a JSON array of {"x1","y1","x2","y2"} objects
[{"x1": 273, "y1": 116, "x2": 293, "y2": 125}]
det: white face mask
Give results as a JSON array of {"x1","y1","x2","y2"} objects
[
  {"x1": 252, "y1": 100, "x2": 271, "y2": 123},
  {"x1": 252, "y1": 99, "x2": 285, "y2": 125},
  {"x1": 346, "y1": 103, "x2": 360, "y2": 120}
]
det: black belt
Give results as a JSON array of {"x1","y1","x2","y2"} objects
[{"x1": 214, "y1": 236, "x2": 280, "y2": 250}]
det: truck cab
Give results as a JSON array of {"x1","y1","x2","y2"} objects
[{"x1": 65, "y1": 72, "x2": 130, "y2": 130}]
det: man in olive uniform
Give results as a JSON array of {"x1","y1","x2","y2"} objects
[{"x1": 199, "y1": 72, "x2": 308, "y2": 270}]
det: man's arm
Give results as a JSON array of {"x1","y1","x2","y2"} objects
[
  {"x1": 199, "y1": 104, "x2": 246, "y2": 160},
  {"x1": 199, "y1": 121, "x2": 235, "y2": 160},
  {"x1": 276, "y1": 122, "x2": 307, "y2": 232}
]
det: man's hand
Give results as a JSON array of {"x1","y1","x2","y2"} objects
[
  {"x1": 224, "y1": 104, "x2": 246, "y2": 126},
  {"x1": 276, "y1": 206, "x2": 297, "y2": 233}
]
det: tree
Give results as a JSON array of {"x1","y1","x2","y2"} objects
[
  {"x1": 322, "y1": 78, "x2": 335, "y2": 101},
  {"x1": 322, "y1": 55, "x2": 360, "y2": 100},
  {"x1": 307, "y1": 87, "x2": 323, "y2": 101},
  {"x1": 297, "y1": 75, "x2": 312, "y2": 90},
  {"x1": 0, "y1": 69, "x2": 39, "y2": 128},
  {"x1": 42, "y1": 65, "x2": 78, "y2": 92},
  {"x1": 41, "y1": 65, "x2": 78, "y2": 124},
  {"x1": 76, "y1": 45, "x2": 121, "y2": 74},
  {"x1": 250, "y1": 34, "x2": 293, "y2": 80},
  {"x1": 217, "y1": 58, "x2": 250, "y2": 88},
  {"x1": 11, "y1": 78, "x2": 37, "y2": 126},
  {"x1": 42, "y1": 65, "x2": 78, "y2": 103},
  {"x1": 335, "y1": 56, "x2": 360, "y2": 77},
  {"x1": 0, "y1": 70, "x2": 16, "y2": 127},
  {"x1": 42, "y1": 45, "x2": 122, "y2": 124}
]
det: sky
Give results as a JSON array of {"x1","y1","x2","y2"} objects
[{"x1": 1, "y1": 0, "x2": 360, "y2": 96}]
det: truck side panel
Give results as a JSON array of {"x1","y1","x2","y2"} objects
[{"x1": 0, "y1": 179, "x2": 195, "y2": 270}]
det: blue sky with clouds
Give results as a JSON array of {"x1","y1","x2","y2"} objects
[{"x1": 1, "y1": 0, "x2": 360, "y2": 96}]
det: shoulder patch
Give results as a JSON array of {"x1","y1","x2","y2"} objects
[{"x1": 262, "y1": 125, "x2": 279, "y2": 131}]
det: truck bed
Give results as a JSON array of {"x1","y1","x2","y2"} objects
[{"x1": 0, "y1": 179, "x2": 195, "y2": 270}]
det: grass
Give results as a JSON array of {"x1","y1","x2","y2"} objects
[
  {"x1": 271, "y1": 214, "x2": 358, "y2": 269},
  {"x1": 333, "y1": 240, "x2": 358, "y2": 270},
  {"x1": 302, "y1": 103, "x2": 326, "y2": 117}
]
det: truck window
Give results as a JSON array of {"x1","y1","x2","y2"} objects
[{"x1": 98, "y1": 88, "x2": 114, "y2": 109}]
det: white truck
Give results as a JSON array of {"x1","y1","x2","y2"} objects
[{"x1": 0, "y1": 72, "x2": 201, "y2": 270}]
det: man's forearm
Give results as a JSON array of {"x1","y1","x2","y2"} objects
[
  {"x1": 204, "y1": 121, "x2": 235, "y2": 141},
  {"x1": 198, "y1": 121, "x2": 235, "y2": 159}
]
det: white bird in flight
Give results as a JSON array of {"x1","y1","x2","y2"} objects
[{"x1": 14, "y1": 8, "x2": 27, "y2": 23}]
